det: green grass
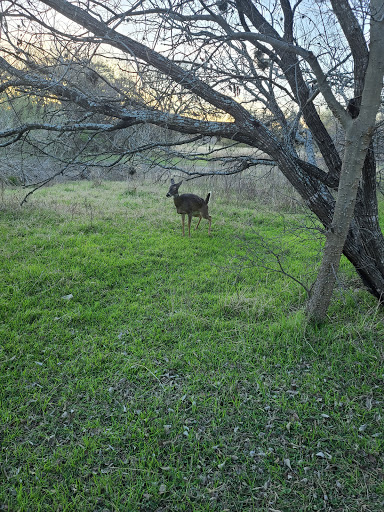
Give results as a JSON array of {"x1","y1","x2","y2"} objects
[{"x1": 1, "y1": 181, "x2": 383, "y2": 511}]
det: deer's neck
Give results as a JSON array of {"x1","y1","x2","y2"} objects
[{"x1": 173, "y1": 195, "x2": 182, "y2": 207}]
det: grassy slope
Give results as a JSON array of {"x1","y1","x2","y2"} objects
[{"x1": 0, "y1": 181, "x2": 383, "y2": 511}]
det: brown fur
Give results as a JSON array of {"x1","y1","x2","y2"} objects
[{"x1": 166, "y1": 179, "x2": 211, "y2": 237}]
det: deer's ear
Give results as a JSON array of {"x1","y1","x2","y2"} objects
[
  {"x1": 177, "y1": 181, "x2": 183, "y2": 186},
  {"x1": 170, "y1": 178, "x2": 175, "y2": 185}
]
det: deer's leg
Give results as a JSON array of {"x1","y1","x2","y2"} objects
[
  {"x1": 188, "y1": 214, "x2": 192, "y2": 237},
  {"x1": 195, "y1": 215, "x2": 202, "y2": 230},
  {"x1": 181, "y1": 214, "x2": 185, "y2": 236}
]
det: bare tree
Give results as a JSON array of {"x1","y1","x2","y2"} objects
[{"x1": 0, "y1": 0, "x2": 383, "y2": 321}]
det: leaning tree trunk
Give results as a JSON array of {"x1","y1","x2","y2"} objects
[
  {"x1": 306, "y1": 125, "x2": 377, "y2": 320},
  {"x1": 338, "y1": 142, "x2": 384, "y2": 300},
  {"x1": 306, "y1": 3, "x2": 384, "y2": 321},
  {"x1": 237, "y1": 0, "x2": 384, "y2": 318},
  {"x1": 259, "y1": 135, "x2": 384, "y2": 314}
]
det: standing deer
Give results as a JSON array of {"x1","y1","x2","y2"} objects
[{"x1": 166, "y1": 179, "x2": 211, "y2": 237}]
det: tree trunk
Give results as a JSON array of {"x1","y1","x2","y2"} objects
[
  {"x1": 307, "y1": 1, "x2": 384, "y2": 321},
  {"x1": 307, "y1": 127, "x2": 371, "y2": 320},
  {"x1": 260, "y1": 134, "x2": 384, "y2": 319}
]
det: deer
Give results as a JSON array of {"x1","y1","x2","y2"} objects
[{"x1": 166, "y1": 179, "x2": 211, "y2": 237}]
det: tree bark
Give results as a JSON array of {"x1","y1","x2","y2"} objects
[
  {"x1": 307, "y1": 0, "x2": 384, "y2": 320},
  {"x1": 307, "y1": 125, "x2": 373, "y2": 320}
]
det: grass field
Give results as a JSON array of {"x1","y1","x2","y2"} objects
[{"x1": 1, "y1": 180, "x2": 383, "y2": 511}]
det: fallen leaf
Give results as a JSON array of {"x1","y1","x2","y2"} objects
[{"x1": 316, "y1": 451, "x2": 332, "y2": 460}]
